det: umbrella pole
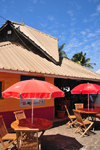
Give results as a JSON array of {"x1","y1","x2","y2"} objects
[
  {"x1": 88, "y1": 94, "x2": 89, "y2": 110},
  {"x1": 32, "y1": 99, "x2": 34, "y2": 124}
]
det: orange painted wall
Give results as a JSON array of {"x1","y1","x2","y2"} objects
[
  {"x1": 0, "y1": 72, "x2": 54, "y2": 112},
  {"x1": 45, "y1": 76, "x2": 54, "y2": 107}
]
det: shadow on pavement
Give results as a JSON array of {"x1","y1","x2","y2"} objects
[
  {"x1": 41, "y1": 134, "x2": 83, "y2": 150},
  {"x1": 94, "y1": 120, "x2": 100, "y2": 130}
]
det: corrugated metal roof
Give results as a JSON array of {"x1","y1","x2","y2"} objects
[
  {"x1": 11, "y1": 21, "x2": 59, "y2": 63},
  {"x1": 0, "y1": 41, "x2": 100, "y2": 81},
  {"x1": 97, "y1": 70, "x2": 100, "y2": 74}
]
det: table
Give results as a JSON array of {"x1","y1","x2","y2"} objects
[
  {"x1": 11, "y1": 118, "x2": 53, "y2": 130},
  {"x1": 11, "y1": 118, "x2": 53, "y2": 149},
  {"x1": 77, "y1": 108, "x2": 100, "y2": 131},
  {"x1": 77, "y1": 108, "x2": 100, "y2": 114},
  {"x1": 11, "y1": 118, "x2": 53, "y2": 136}
]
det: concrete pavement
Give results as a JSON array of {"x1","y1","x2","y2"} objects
[
  {"x1": 44, "y1": 119, "x2": 100, "y2": 150},
  {"x1": 45, "y1": 117, "x2": 100, "y2": 150}
]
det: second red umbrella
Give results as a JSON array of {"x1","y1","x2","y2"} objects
[{"x1": 71, "y1": 83, "x2": 100, "y2": 109}]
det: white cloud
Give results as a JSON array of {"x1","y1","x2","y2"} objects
[
  {"x1": 86, "y1": 29, "x2": 100, "y2": 39},
  {"x1": 76, "y1": 4, "x2": 81, "y2": 10},
  {"x1": 52, "y1": 30, "x2": 58, "y2": 35},
  {"x1": 83, "y1": 18, "x2": 88, "y2": 23},
  {"x1": 72, "y1": 17, "x2": 76, "y2": 21},
  {"x1": 64, "y1": 38, "x2": 81, "y2": 54},
  {"x1": 80, "y1": 31, "x2": 86, "y2": 35},
  {"x1": 97, "y1": 4, "x2": 100, "y2": 11},
  {"x1": 70, "y1": 31, "x2": 76, "y2": 36},
  {"x1": 67, "y1": 10, "x2": 76, "y2": 26},
  {"x1": 70, "y1": 28, "x2": 76, "y2": 36},
  {"x1": 87, "y1": 33, "x2": 95, "y2": 37},
  {"x1": 58, "y1": 35, "x2": 66, "y2": 41},
  {"x1": 96, "y1": 29, "x2": 100, "y2": 34},
  {"x1": 85, "y1": 29, "x2": 91, "y2": 32},
  {"x1": 83, "y1": 45, "x2": 91, "y2": 51},
  {"x1": 61, "y1": 24, "x2": 66, "y2": 27},
  {"x1": 78, "y1": 42, "x2": 83, "y2": 46},
  {"x1": 88, "y1": 0, "x2": 99, "y2": 2},
  {"x1": 91, "y1": 12, "x2": 98, "y2": 17},
  {"x1": 92, "y1": 40, "x2": 100, "y2": 48},
  {"x1": 40, "y1": 22, "x2": 47, "y2": 28},
  {"x1": 91, "y1": 4, "x2": 100, "y2": 17},
  {"x1": 67, "y1": 10, "x2": 73, "y2": 17},
  {"x1": 31, "y1": 0, "x2": 37, "y2": 3},
  {"x1": 91, "y1": 43, "x2": 95, "y2": 47},
  {"x1": 29, "y1": 8, "x2": 33, "y2": 12},
  {"x1": 2, "y1": 8, "x2": 7, "y2": 13},
  {"x1": 71, "y1": 22, "x2": 76, "y2": 26},
  {"x1": 40, "y1": 0, "x2": 45, "y2": 4},
  {"x1": 48, "y1": 15, "x2": 54, "y2": 21}
]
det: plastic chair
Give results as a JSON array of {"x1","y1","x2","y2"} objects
[
  {"x1": 64, "y1": 105, "x2": 77, "y2": 128},
  {"x1": 15, "y1": 128, "x2": 39, "y2": 150},
  {"x1": 14, "y1": 110, "x2": 26, "y2": 120},
  {"x1": 0, "y1": 115, "x2": 16, "y2": 150},
  {"x1": 74, "y1": 103, "x2": 84, "y2": 110},
  {"x1": 73, "y1": 109, "x2": 94, "y2": 138}
]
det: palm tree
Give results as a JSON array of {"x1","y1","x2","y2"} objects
[
  {"x1": 71, "y1": 51, "x2": 96, "y2": 69},
  {"x1": 58, "y1": 43, "x2": 69, "y2": 60}
]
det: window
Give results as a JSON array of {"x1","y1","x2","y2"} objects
[
  {"x1": 20, "y1": 75, "x2": 45, "y2": 81},
  {"x1": 0, "y1": 82, "x2": 2, "y2": 98}
]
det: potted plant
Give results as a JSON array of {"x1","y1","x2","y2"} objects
[{"x1": 56, "y1": 98, "x2": 66, "y2": 119}]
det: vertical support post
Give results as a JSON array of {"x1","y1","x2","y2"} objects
[
  {"x1": 88, "y1": 94, "x2": 89, "y2": 110},
  {"x1": 32, "y1": 99, "x2": 34, "y2": 124}
]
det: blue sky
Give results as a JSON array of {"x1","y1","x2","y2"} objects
[{"x1": 0, "y1": 0, "x2": 100, "y2": 72}]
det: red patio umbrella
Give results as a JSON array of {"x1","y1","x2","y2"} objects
[
  {"x1": 2, "y1": 79, "x2": 64, "y2": 123},
  {"x1": 71, "y1": 83, "x2": 100, "y2": 109}
]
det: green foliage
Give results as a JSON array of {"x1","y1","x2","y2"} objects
[
  {"x1": 58, "y1": 43, "x2": 69, "y2": 59},
  {"x1": 58, "y1": 43, "x2": 96, "y2": 69},
  {"x1": 71, "y1": 51, "x2": 96, "y2": 69}
]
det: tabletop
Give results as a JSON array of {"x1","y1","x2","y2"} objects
[
  {"x1": 77, "y1": 108, "x2": 100, "y2": 114},
  {"x1": 11, "y1": 118, "x2": 53, "y2": 131}
]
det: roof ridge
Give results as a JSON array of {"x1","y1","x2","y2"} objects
[
  {"x1": 10, "y1": 20, "x2": 58, "y2": 40},
  {"x1": 10, "y1": 20, "x2": 24, "y2": 26},
  {"x1": 9, "y1": 21, "x2": 58, "y2": 64},
  {"x1": 0, "y1": 41, "x2": 11, "y2": 47},
  {"x1": 25, "y1": 24, "x2": 58, "y2": 41}
]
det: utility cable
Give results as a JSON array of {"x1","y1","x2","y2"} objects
[{"x1": 0, "y1": 15, "x2": 7, "y2": 21}]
